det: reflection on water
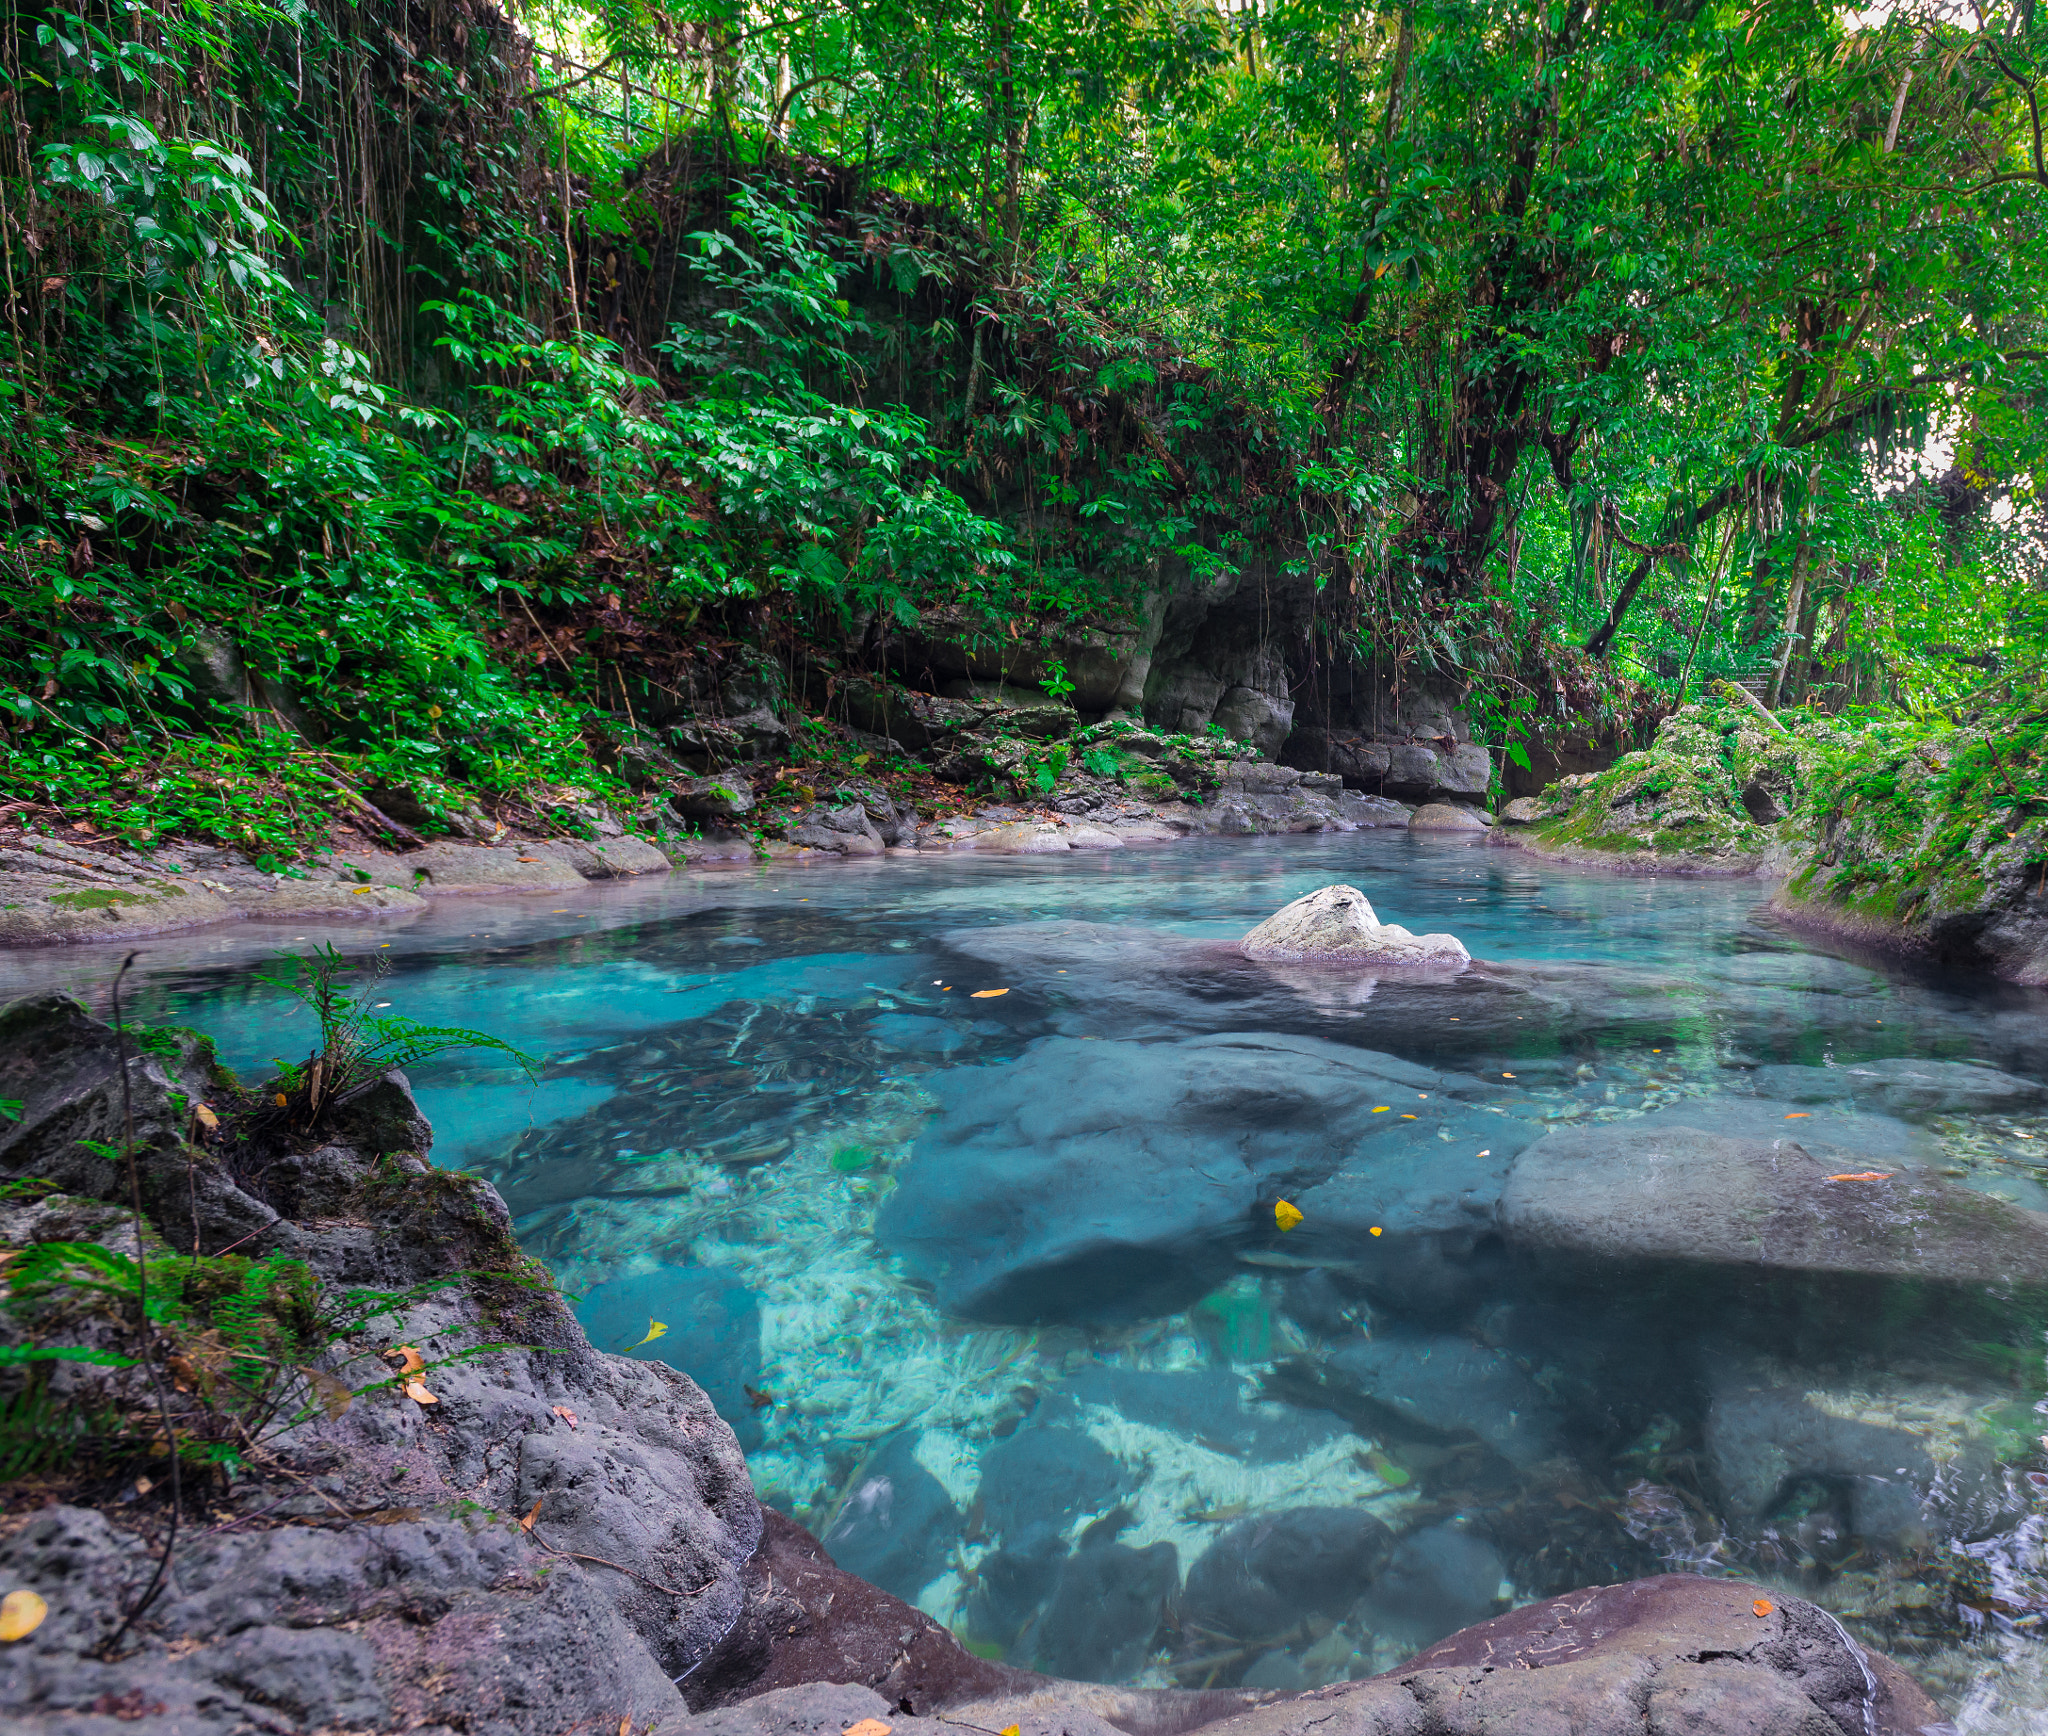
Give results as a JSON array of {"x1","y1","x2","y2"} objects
[{"x1": 14, "y1": 832, "x2": 2048, "y2": 1722}]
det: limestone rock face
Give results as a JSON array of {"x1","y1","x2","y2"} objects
[
  {"x1": 1499, "y1": 796, "x2": 1542, "y2": 824},
  {"x1": 1239, "y1": 885, "x2": 1470, "y2": 966}
]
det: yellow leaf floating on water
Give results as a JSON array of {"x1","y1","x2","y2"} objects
[
  {"x1": 970, "y1": 988, "x2": 1009, "y2": 998},
  {"x1": 0, "y1": 1589, "x2": 48, "y2": 1642},
  {"x1": 1273, "y1": 1199, "x2": 1304, "y2": 1232},
  {"x1": 1784, "y1": 1112, "x2": 1811, "y2": 1119},
  {"x1": 1825, "y1": 1171, "x2": 1891, "y2": 1183},
  {"x1": 626, "y1": 1318, "x2": 669, "y2": 1350}
]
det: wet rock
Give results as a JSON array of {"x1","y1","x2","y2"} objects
[
  {"x1": 1500, "y1": 1120, "x2": 2048, "y2": 1288},
  {"x1": 1703, "y1": 1356, "x2": 2015, "y2": 1555},
  {"x1": 1321, "y1": 1329, "x2": 1561, "y2": 1467},
  {"x1": 1750, "y1": 1056, "x2": 2046, "y2": 1117},
  {"x1": 574, "y1": 1265, "x2": 765, "y2": 1450},
  {"x1": 673, "y1": 774, "x2": 757, "y2": 821},
  {"x1": 682, "y1": 1511, "x2": 1042, "y2": 1716},
  {"x1": 968, "y1": 1535, "x2": 1072, "y2": 1648},
  {"x1": 878, "y1": 1032, "x2": 1491, "y2": 1321},
  {"x1": 1032, "y1": 1539, "x2": 1179, "y2": 1681},
  {"x1": 978, "y1": 1424, "x2": 1130, "y2": 1547},
  {"x1": 1203, "y1": 1574, "x2": 1948, "y2": 1736},
  {"x1": 1359, "y1": 1524, "x2": 1507, "y2": 1654},
  {"x1": 1627, "y1": 1095, "x2": 1939, "y2": 1168},
  {"x1": 1408, "y1": 802, "x2": 1490, "y2": 832},
  {"x1": 820, "y1": 1433, "x2": 962, "y2": 1605},
  {"x1": 1240, "y1": 885, "x2": 1469, "y2": 966},
  {"x1": 1181, "y1": 1508, "x2": 1393, "y2": 1641}
]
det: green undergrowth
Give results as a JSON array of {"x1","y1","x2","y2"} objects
[
  {"x1": 1529, "y1": 692, "x2": 1813, "y2": 862},
  {"x1": 1789, "y1": 699, "x2": 2048, "y2": 926},
  {"x1": 1531, "y1": 682, "x2": 2048, "y2": 937}
]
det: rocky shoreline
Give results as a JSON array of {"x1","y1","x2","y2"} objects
[
  {"x1": 0, "y1": 995, "x2": 1975, "y2": 1735},
  {"x1": 0, "y1": 754, "x2": 1443, "y2": 951}
]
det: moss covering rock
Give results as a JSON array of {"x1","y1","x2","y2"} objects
[
  {"x1": 1776, "y1": 699, "x2": 2048, "y2": 983},
  {"x1": 1517, "y1": 693, "x2": 1834, "y2": 873}
]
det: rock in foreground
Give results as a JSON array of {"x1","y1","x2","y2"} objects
[
  {"x1": 1240, "y1": 884, "x2": 1469, "y2": 966},
  {"x1": 677, "y1": 1574, "x2": 1950, "y2": 1736}
]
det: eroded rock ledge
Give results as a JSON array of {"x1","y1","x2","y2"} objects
[{"x1": 0, "y1": 998, "x2": 1956, "y2": 1735}]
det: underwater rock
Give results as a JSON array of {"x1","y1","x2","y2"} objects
[
  {"x1": 1032, "y1": 1538, "x2": 1180, "y2": 1681},
  {"x1": 1703, "y1": 1357, "x2": 2017, "y2": 1556},
  {"x1": 1359, "y1": 1524, "x2": 1507, "y2": 1654},
  {"x1": 1239, "y1": 884, "x2": 1470, "y2": 965},
  {"x1": 819, "y1": 1434, "x2": 962, "y2": 1606},
  {"x1": 966, "y1": 1535, "x2": 1071, "y2": 1650},
  {"x1": 868, "y1": 1011, "x2": 973, "y2": 1055},
  {"x1": 1750, "y1": 1056, "x2": 2046, "y2": 1117},
  {"x1": 878, "y1": 1031, "x2": 1491, "y2": 1321},
  {"x1": 977, "y1": 1425, "x2": 1131, "y2": 1547},
  {"x1": 1500, "y1": 1120, "x2": 2048, "y2": 1289},
  {"x1": 1181, "y1": 1508, "x2": 1393, "y2": 1641},
  {"x1": 573, "y1": 1265, "x2": 765, "y2": 1450},
  {"x1": 1064, "y1": 1366, "x2": 1343, "y2": 1464},
  {"x1": 1625, "y1": 1094, "x2": 1938, "y2": 1167},
  {"x1": 1318, "y1": 1329, "x2": 1562, "y2": 1468}
]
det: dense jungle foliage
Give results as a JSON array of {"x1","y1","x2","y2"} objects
[{"x1": 0, "y1": 0, "x2": 2043, "y2": 850}]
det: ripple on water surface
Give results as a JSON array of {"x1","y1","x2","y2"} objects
[{"x1": 22, "y1": 831, "x2": 2048, "y2": 1725}]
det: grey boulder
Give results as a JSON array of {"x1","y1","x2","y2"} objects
[
  {"x1": 1407, "y1": 802, "x2": 1490, "y2": 832},
  {"x1": 1500, "y1": 1120, "x2": 2048, "y2": 1287},
  {"x1": 1750, "y1": 1056, "x2": 2046, "y2": 1117}
]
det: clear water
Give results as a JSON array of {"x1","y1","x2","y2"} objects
[{"x1": 13, "y1": 833, "x2": 2048, "y2": 1721}]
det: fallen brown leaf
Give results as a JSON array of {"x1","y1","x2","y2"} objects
[
  {"x1": 552, "y1": 1405, "x2": 579, "y2": 1428},
  {"x1": 521, "y1": 1497, "x2": 543, "y2": 1532},
  {"x1": 842, "y1": 1721, "x2": 892, "y2": 1736},
  {"x1": 404, "y1": 1378, "x2": 439, "y2": 1406}
]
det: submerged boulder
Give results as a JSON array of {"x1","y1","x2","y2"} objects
[
  {"x1": 1181, "y1": 1508, "x2": 1394, "y2": 1641},
  {"x1": 1239, "y1": 884, "x2": 1470, "y2": 966},
  {"x1": 1500, "y1": 1120, "x2": 2048, "y2": 1289},
  {"x1": 877, "y1": 1031, "x2": 1492, "y2": 1321}
]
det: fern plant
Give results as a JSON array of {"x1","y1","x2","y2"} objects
[{"x1": 255, "y1": 943, "x2": 537, "y2": 1122}]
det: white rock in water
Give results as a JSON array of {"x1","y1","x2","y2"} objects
[{"x1": 1239, "y1": 884, "x2": 1470, "y2": 965}]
